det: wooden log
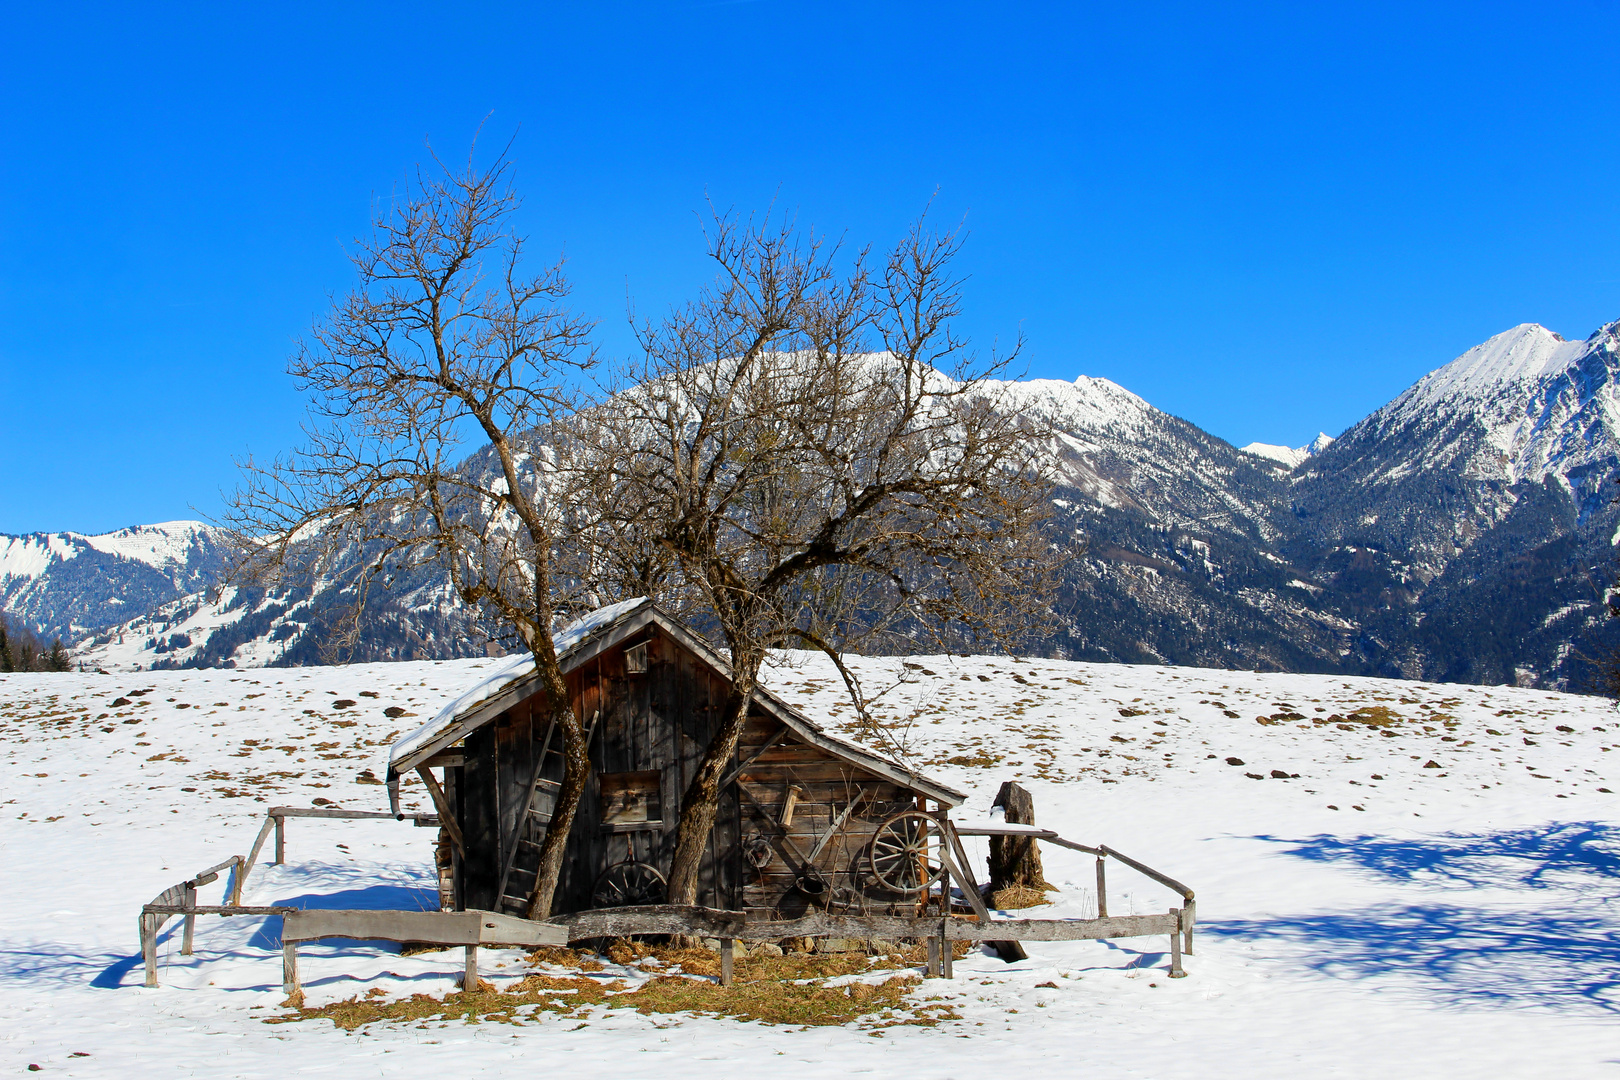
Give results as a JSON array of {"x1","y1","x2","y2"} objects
[
  {"x1": 720, "y1": 938, "x2": 734, "y2": 987},
  {"x1": 989, "y1": 782, "x2": 1049, "y2": 892}
]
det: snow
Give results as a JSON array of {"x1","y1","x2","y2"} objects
[
  {"x1": 388, "y1": 598, "x2": 649, "y2": 767},
  {"x1": 0, "y1": 522, "x2": 214, "y2": 586},
  {"x1": 1395, "y1": 324, "x2": 1587, "y2": 415},
  {"x1": 77, "y1": 521, "x2": 214, "y2": 568},
  {"x1": 1241, "y1": 433, "x2": 1335, "y2": 469},
  {"x1": 4, "y1": 651, "x2": 1620, "y2": 1077},
  {"x1": 0, "y1": 534, "x2": 64, "y2": 581}
]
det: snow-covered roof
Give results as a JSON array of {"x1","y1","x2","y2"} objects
[
  {"x1": 387, "y1": 597, "x2": 963, "y2": 806},
  {"x1": 387, "y1": 597, "x2": 650, "y2": 768}
]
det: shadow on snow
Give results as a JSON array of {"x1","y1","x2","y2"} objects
[
  {"x1": 1248, "y1": 820, "x2": 1620, "y2": 893},
  {"x1": 1205, "y1": 822, "x2": 1620, "y2": 1014}
]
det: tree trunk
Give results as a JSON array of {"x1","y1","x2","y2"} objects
[
  {"x1": 525, "y1": 661, "x2": 589, "y2": 919},
  {"x1": 988, "y1": 781, "x2": 1049, "y2": 892},
  {"x1": 665, "y1": 673, "x2": 756, "y2": 905}
]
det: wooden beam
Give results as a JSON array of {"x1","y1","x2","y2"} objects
[
  {"x1": 181, "y1": 886, "x2": 196, "y2": 956},
  {"x1": 544, "y1": 905, "x2": 1179, "y2": 944},
  {"x1": 140, "y1": 912, "x2": 160, "y2": 988},
  {"x1": 1098, "y1": 845, "x2": 1195, "y2": 901},
  {"x1": 142, "y1": 905, "x2": 297, "y2": 916},
  {"x1": 415, "y1": 767, "x2": 466, "y2": 859},
  {"x1": 936, "y1": 817, "x2": 1026, "y2": 962},
  {"x1": 269, "y1": 806, "x2": 402, "y2": 820},
  {"x1": 283, "y1": 940, "x2": 299, "y2": 996},
  {"x1": 282, "y1": 909, "x2": 567, "y2": 947}
]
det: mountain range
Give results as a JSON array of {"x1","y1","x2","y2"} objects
[{"x1": 6, "y1": 318, "x2": 1617, "y2": 691}]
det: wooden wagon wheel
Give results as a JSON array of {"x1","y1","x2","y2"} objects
[
  {"x1": 591, "y1": 860, "x2": 667, "y2": 908},
  {"x1": 867, "y1": 810, "x2": 944, "y2": 896}
]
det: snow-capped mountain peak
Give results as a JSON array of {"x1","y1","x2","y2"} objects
[
  {"x1": 1388, "y1": 322, "x2": 1588, "y2": 418},
  {"x1": 1241, "y1": 432, "x2": 1335, "y2": 469}
]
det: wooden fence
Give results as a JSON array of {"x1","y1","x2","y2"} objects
[
  {"x1": 138, "y1": 806, "x2": 437, "y2": 988},
  {"x1": 139, "y1": 804, "x2": 1195, "y2": 989}
]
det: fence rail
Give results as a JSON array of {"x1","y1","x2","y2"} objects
[
  {"x1": 138, "y1": 805, "x2": 437, "y2": 987},
  {"x1": 139, "y1": 805, "x2": 1195, "y2": 989}
]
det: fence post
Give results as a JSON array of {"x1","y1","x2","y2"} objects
[
  {"x1": 282, "y1": 940, "x2": 299, "y2": 996},
  {"x1": 926, "y1": 935, "x2": 941, "y2": 977},
  {"x1": 273, "y1": 814, "x2": 285, "y2": 865},
  {"x1": 720, "y1": 938, "x2": 734, "y2": 986},
  {"x1": 140, "y1": 913, "x2": 160, "y2": 988},
  {"x1": 181, "y1": 886, "x2": 196, "y2": 955},
  {"x1": 1095, "y1": 857, "x2": 1108, "y2": 918},
  {"x1": 1168, "y1": 908, "x2": 1186, "y2": 978},
  {"x1": 1182, "y1": 898, "x2": 1195, "y2": 956},
  {"x1": 463, "y1": 944, "x2": 479, "y2": 990}
]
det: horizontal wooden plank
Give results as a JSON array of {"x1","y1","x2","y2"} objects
[
  {"x1": 548, "y1": 905, "x2": 749, "y2": 940},
  {"x1": 143, "y1": 905, "x2": 296, "y2": 916},
  {"x1": 268, "y1": 807, "x2": 400, "y2": 820},
  {"x1": 283, "y1": 909, "x2": 566, "y2": 947},
  {"x1": 538, "y1": 906, "x2": 1179, "y2": 944}
]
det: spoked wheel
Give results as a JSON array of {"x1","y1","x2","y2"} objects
[
  {"x1": 867, "y1": 810, "x2": 944, "y2": 896},
  {"x1": 591, "y1": 860, "x2": 667, "y2": 908}
]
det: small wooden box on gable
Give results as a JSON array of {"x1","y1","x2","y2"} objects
[{"x1": 386, "y1": 599, "x2": 965, "y2": 919}]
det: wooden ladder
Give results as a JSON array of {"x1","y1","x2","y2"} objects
[{"x1": 494, "y1": 710, "x2": 598, "y2": 916}]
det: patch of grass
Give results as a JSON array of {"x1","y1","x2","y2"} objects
[
  {"x1": 271, "y1": 947, "x2": 959, "y2": 1033},
  {"x1": 989, "y1": 884, "x2": 1051, "y2": 910}
]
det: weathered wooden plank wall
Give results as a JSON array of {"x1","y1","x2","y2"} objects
[{"x1": 450, "y1": 629, "x2": 926, "y2": 917}]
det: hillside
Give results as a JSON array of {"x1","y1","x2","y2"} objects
[
  {"x1": 20, "y1": 318, "x2": 1620, "y2": 692},
  {"x1": 1, "y1": 655, "x2": 1614, "y2": 1075}
]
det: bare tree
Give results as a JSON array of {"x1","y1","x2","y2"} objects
[
  {"x1": 224, "y1": 140, "x2": 597, "y2": 919},
  {"x1": 580, "y1": 210, "x2": 1062, "y2": 905}
]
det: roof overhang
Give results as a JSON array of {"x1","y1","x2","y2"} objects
[{"x1": 387, "y1": 600, "x2": 964, "y2": 807}]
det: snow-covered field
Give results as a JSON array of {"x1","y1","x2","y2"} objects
[{"x1": 2, "y1": 652, "x2": 1617, "y2": 1077}]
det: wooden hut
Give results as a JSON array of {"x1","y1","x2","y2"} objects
[{"x1": 386, "y1": 599, "x2": 965, "y2": 919}]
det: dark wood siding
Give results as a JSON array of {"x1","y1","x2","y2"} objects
[{"x1": 450, "y1": 627, "x2": 928, "y2": 917}]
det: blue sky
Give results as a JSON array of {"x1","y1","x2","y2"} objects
[{"x1": 3, "y1": 1, "x2": 1617, "y2": 534}]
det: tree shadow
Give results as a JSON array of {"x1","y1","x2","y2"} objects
[
  {"x1": 1206, "y1": 903, "x2": 1620, "y2": 1014},
  {"x1": 1250, "y1": 821, "x2": 1620, "y2": 893},
  {"x1": 1213, "y1": 822, "x2": 1620, "y2": 1015}
]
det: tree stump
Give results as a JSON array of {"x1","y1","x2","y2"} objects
[{"x1": 988, "y1": 781, "x2": 1050, "y2": 896}]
